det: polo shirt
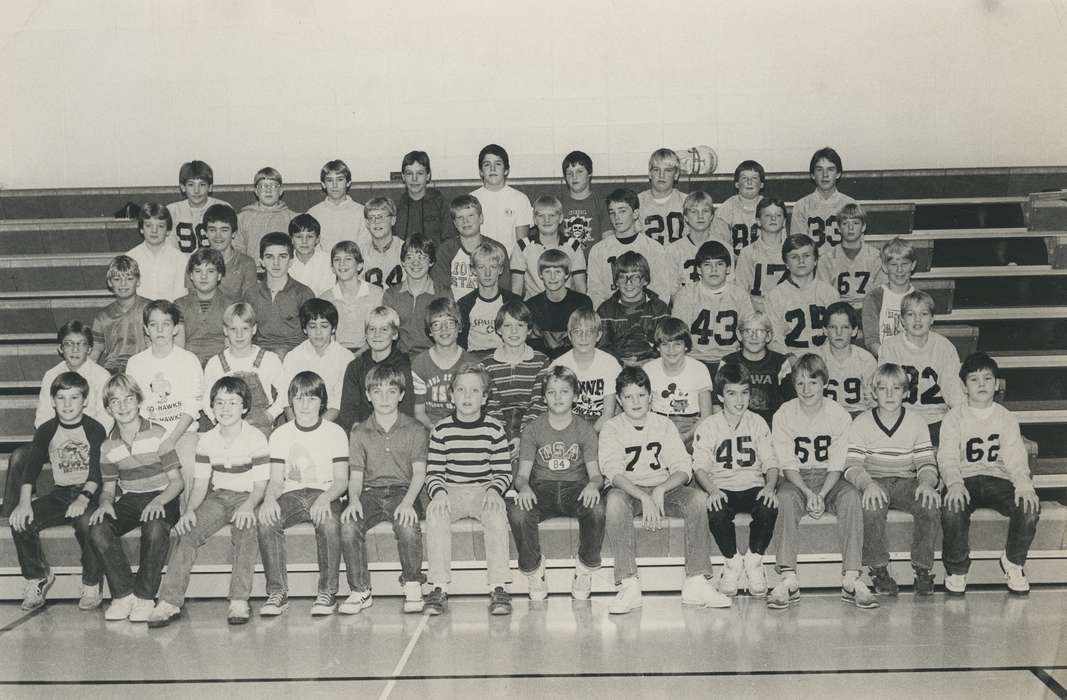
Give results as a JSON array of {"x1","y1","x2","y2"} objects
[
  {"x1": 244, "y1": 277, "x2": 315, "y2": 356},
  {"x1": 194, "y1": 421, "x2": 270, "y2": 492},
  {"x1": 349, "y1": 413, "x2": 429, "y2": 488},
  {"x1": 100, "y1": 418, "x2": 180, "y2": 493}
]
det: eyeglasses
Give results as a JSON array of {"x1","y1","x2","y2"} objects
[
  {"x1": 62, "y1": 340, "x2": 89, "y2": 350},
  {"x1": 212, "y1": 398, "x2": 243, "y2": 409},
  {"x1": 741, "y1": 328, "x2": 769, "y2": 337},
  {"x1": 404, "y1": 253, "x2": 430, "y2": 264},
  {"x1": 367, "y1": 214, "x2": 390, "y2": 224},
  {"x1": 108, "y1": 395, "x2": 138, "y2": 408},
  {"x1": 256, "y1": 181, "x2": 282, "y2": 191},
  {"x1": 617, "y1": 273, "x2": 644, "y2": 286},
  {"x1": 430, "y1": 319, "x2": 458, "y2": 331}
]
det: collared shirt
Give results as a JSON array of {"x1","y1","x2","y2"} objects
[
  {"x1": 175, "y1": 291, "x2": 235, "y2": 365},
  {"x1": 126, "y1": 242, "x2": 188, "y2": 302},
  {"x1": 289, "y1": 248, "x2": 335, "y2": 296},
  {"x1": 382, "y1": 278, "x2": 452, "y2": 355},
  {"x1": 320, "y1": 281, "x2": 385, "y2": 351},
  {"x1": 349, "y1": 413, "x2": 429, "y2": 488},
  {"x1": 244, "y1": 277, "x2": 315, "y2": 356},
  {"x1": 100, "y1": 418, "x2": 180, "y2": 493}
]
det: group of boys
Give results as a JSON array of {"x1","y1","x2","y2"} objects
[{"x1": 7, "y1": 145, "x2": 1041, "y2": 622}]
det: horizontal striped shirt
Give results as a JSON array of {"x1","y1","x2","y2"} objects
[
  {"x1": 100, "y1": 418, "x2": 179, "y2": 493},
  {"x1": 844, "y1": 408, "x2": 937, "y2": 490},
  {"x1": 194, "y1": 421, "x2": 270, "y2": 493},
  {"x1": 484, "y1": 346, "x2": 549, "y2": 439},
  {"x1": 426, "y1": 413, "x2": 512, "y2": 498}
]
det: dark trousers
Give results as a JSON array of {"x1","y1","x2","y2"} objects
[
  {"x1": 89, "y1": 490, "x2": 179, "y2": 599},
  {"x1": 507, "y1": 479, "x2": 606, "y2": 573},
  {"x1": 941, "y1": 475, "x2": 1040, "y2": 574},
  {"x1": 12, "y1": 484, "x2": 102, "y2": 585},
  {"x1": 341, "y1": 484, "x2": 425, "y2": 591},
  {"x1": 707, "y1": 486, "x2": 779, "y2": 558}
]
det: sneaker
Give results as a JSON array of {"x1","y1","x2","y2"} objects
[
  {"x1": 718, "y1": 555, "x2": 743, "y2": 597},
  {"x1": 259, "y1": 592, "x2": 289, "y2": 617},
  {"x1": 766, "y1": 579, "x2": 800, "y2": 610},
  {"x1": 78, "y1": 583, "x2": 104, "y2": 611},
  {"x1": 743, "y1": 552, "x2": 768, "y2": 597},
  {"x1": 527, "y1": 559, "x2": 548, "y2": 602},
  {"x1": 129, "y1": 597, "x2": 155, "y2": 623},
  {"x1": 339, "y1": 590, "x2": 373, "y2": 615},
  {"x1": 1000, "y1": 554, "x2": 1030, "y2": 595},
  {"x1": 227, "y1": 600, "x2": 251, "y2": 625},
  {"x1": 147, "y1": 601, "x2": 182, "y2": 628},
  {"x1": 913, "y1": 567, "x2": 935, "y2": 596},
  {"x1": 105, "y1": 594, "x2": 136, "y2": 621},
  {"x1": 402, "y1": 581, "x2": 424, "y2": 614},
  {"x1": 681, "y1": 575, "x2": 732, "y2": 608},
  {"x1": 488, "y1": 586, "x2": 512, "y2": 615},
  {"x1": 424, "y1": 587, "x2": 448, "y2": 616},
  {"x1": 310, "y1": 593, "x2": 337, "y2": 616},
  {"x1": 842, "y1": 580, "x2": 879, "y2": 609},
  {"x1": 944, "y1": 573, "x2": 967, "y2": 596},
  {"x1": 608, "y1": 578, "x2": 642, "y2": 615},
  {"x1": 20, "y1": 572, "x2": 55, "y2": 611},
  {"x1": 869, "y1": 566, "x2": 899, "y2": 596},
  {"x1": 572, "y1": 561, "x2": 594, "y2": 601}
]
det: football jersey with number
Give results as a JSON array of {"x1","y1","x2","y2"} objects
[
  {"x1": 586, "y1": 232, "x2": 676, "y2": 308},
  {"x1": 937, "y1": 403, "x2": 1032, "y2": 490},
  {"x1": 771, "y1": 398, "x2": 852, "y2": 473},
  {"x1": 817, "y1": 243, "x2": 885, "y2": 308},
  {"x1": 667, "y1": 231, "x2": 733, "y2": 294},
  {"x1": 598, "y1": 412, "x2": 691, "y2": 488},
  {"x1": 670, "y1": 282, "x2": 754, "y2": 363},
  {"x1": 638, "y1": 189, "x2": 688, "y2": 245},
  {"x1": 360, "y1": 236, "x2": 405, "y2": 290},
  {"x1": 765, "y1": 279, "x2": 840, "y2": 354},
  {"x1": 877, "y1": 332, "x2": 963, "y2": 424},
  {"x1": 715, "y1": 195, "x2": 761, "y2": 257},
  {"x1": 733, "y1": 235, "x2": 787, "y2": 299},
  {"x1": 692, "y1": 411, "x2": 777, "y2": 491},
  {"x1": 167, "y1": 197, "x2": 229, "y2": 253},
  {"x1": 817, "y1": 344, "x2": 877, "y2": 414},
  {"x1": 843, "y1": 407, "x2": 937, "y2": 486},
  {"x1": 789, "y1": 190, "x2": 857, "y2": 252},
  {"x1": 511, "y1": 232, "x2": 586, "y2": 298}
]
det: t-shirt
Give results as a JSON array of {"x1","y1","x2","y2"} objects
[
  {"x1": 843, "y1": 408, "x2": 937, "y2": 488},
  {"x1": 560, "y1": 190, "x2": 606, "y2": 253},
  {"x1": 411, "y1": 348, "x2": 477, "y2": 426},
  {"x1": 194, "y1": 421, "x2": 270, "y2": 492},
  {"x1": 770, "y1": 398, "x2": 853, "y2": 473},
  {"x1": 586, "y1": 232, "x2": 676, "y2": 308},
  {"x1": 733, "y1": 236, "x2": 787, "y2": 299},
  {"x1": 289, "y1": 249, "x2": 335, "y2": 296},
  {"x1": 877, "y1": 332, "x2": 964, "y2": 424},
  {"x1": 457, "y1": 289, "x2": 520, "y2": 353},
  {"x1": 526, "y1": 289, "x2": 594, "y2": 359},
  {"x1": 349, "y1": 413, "x2": 429, "y2": 489},
  {"x1": 789, "y1": 190, "x2": 857, "y2": 252},
  {"x1": 670, "y1": 282, "x2": 755, "y2": 364},
  {"x1": 24, "y1": 417, "x2": 106, "y2": 489},
  {"x1": 307, "y1": 197, "x2": 368, "y2": 257},
  {"x1": 520, "y1": 412, "x2": 598, "y2": 483},
  {"x1": 765, "y1": 278, "x2": 840, "y2": 354},
  {"x1": 645, "y1": 357, "x2": 711, "y2": 417},
  {"x1": 320, "y1": 282, "x2": 386, "y2": 351},
  {"x1": 126, "y1": 243, "x2": 188, "y2": 302},
  {"x1": 282, "y1": 340, "x2": 354, "y2": 412},
  {"x1": 166, "y1": 197, "x2": 229, "y2": 253},
  {"x1": 431, "y1": 236, "x2": 511, "y2": 302},
  {"x1": 937, "y1": 403, "x2": 1032, "y2": 491},
  {"x1": 715, "y1": 194, "x2": 761, "y2": 257},
  {"x1": 598, "y1": 413, "x2": 690, "y2": 488},
  {"x1": 34, "y1": 360, "x2": 113, "y2": 431},
  {"x1": 817, "y1": 344, "x2": 877, "y2": 413},
  {"x1": 692, "y1": 411, "x2": 777, "y2": 491},
  {"x1": 269, "y1": 419, "x2": 349, "y2": 493},
  {"x1": 100, "y1": 418, "x2": 180, "y2": 493},
  {"x1": 863, "y1": 284, "x2": 915, "y2": 349},
  {"x1": 550, "y1": 349, "x2": 621, "y2": 419},
  {"x1": 510, "y1": 232, "x2": 587, "y2": 298},
  {"x1": 721, "y1": 350, "x2": 794, "y2": 426},
  {"x1": 125, "y1": 346, "x2": 205, "y2": 438},
  {"x1": 638, "y1": 189, "x2": 687, "y2": 245},
  {"x1": 360, "y1": 236, "x2": 405, "y2": 290},
  {"x1": 470, "y1": 185, "x2": 533, "y2": 252},
  {"x1": 817, "y1": 243, "x2": 885, "y2": 308},
  {"x1": 92, "y1": 297, "x2": 151, "y2": 373}
]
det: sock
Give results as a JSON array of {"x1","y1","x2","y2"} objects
[
  {"x1": 780, "y1": 569, "x2": 799, "y2": 589},
  {"x1": 843, "y1": 570, "x2": 860, "y2": 591}
]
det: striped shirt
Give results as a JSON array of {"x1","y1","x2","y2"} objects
[
  {"x1": 100, "y1": 418, "x2": 180, "y2": 493},
  {"x1": 194, "y1": 421, "x2": 270, "y2": 493},
  {"x1": 844, "y1": 408, "x2": 938, "y2": 490},
  {"x1": 484, "y1": 346, "x2": 549, "y2": 439},
  {"x1": 425, "y1": 413, "x2": 512, "y2": 498}
]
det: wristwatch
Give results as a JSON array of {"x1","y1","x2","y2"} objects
[{"x1": 79, "y1": 489, "x2": 94, "y2": 501}]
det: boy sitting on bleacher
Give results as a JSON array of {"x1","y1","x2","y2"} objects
[
  {"x1": 940, "y1": 352, "x2": 1040, "y2": 595},
  {"x1": 9, "y1": 372, "x2": 107, "y2": 611},
  {"x1": 862, "y1": 236, "x2": 917, "y2": 356},
  {"x1": 790, "y1": 147, "x2": 856, "y2": 254},
  {"x1": 90, "y1": 255, "x2": 151, "y2": 374},
  {"x1": 35, "y1": 321, "x2": 112, "y2": 431},
  {"x1": 816, "y1": 203, "x2": 884, "y2": 313},
  {"x1": 203, "y1": 204, "x2": 258, "y2": 301}
]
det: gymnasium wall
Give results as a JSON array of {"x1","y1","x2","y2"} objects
[{"x1": 1, "y1": 0, "x2": 1066, "y2": 190}]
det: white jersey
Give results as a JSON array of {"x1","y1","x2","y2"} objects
[
  {"x1": 692, "y1": 411, "x2": 777, "y2": 491},
  {"x1": 587, "y1": 232, "x2": 676, "y2": 308},
  {"x1": 817, "y1": 243, "x2": 885, "y2": 308},
  {"x1": 638, "y1": 189, "x2": 688, "y2": 245},
  {"x1": 598, "y1": 412, "x2": 691, "y2": 488},
  {"x1": 360, "y1": 236, "x2": 405, "y2": 290},
  {"x1": 765, "y1": 278, "x2": 840, "y2": 354},
  {"x1": 670, "y1": 282, "x2": 755, "y2": 364},
  {"x1": 877, "y1": 332, "x2": 964, "y2": 424},
  {"x1": 715, "y1": 194, "x2": 761, "y2": 257},
  {"x1": 308, "y1": 198, "x2": 368, "y2": 256},
  {"x1": 817, "y1": 344, "x2": 877, "y2": 413},
  {"x1": 733, "y1": 235, "x2": 787, "y2": 299},
  {"x1": 771, "y1": 398, "x2": 853, "y2": 473},
  {"x1": 789, "y1": 190, "x2": 857, "y2": 252},
  {"x1": 511, "y1": 233, "x2": 586, "y2": 298},
  {"x1": 667, "y1": 231, "x2": 733, "y2": 294},
  {"x1": 167, "y1": 197, "x2": 229, "y2": 253},
  {"x1": 937, "y1": 403, "x2": 1033, "y2": 491}
]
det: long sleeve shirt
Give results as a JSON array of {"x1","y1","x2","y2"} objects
[
  {"x1": 771, "y1": 398, "x2": 852, "y2": 474},
  {"x1": 692, "y1": 411, "x2": 777, "y2": 491},
  {"x1": 877, "y1": 331, "x2": 963, "y2": 424},
  {"x1": 937, "y1": 403, "x2": 1033, "y2": 492},
  {"x1": 425, "y1": 413, "x2": 512, "y2": 498},
  {"x1": 843, "y1": 408, "x2": 938, "y2": 490},
  {"x1": 598, "y1": 413, "x2": 691, "y2": 488}
]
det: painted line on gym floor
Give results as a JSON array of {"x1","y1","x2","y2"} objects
[
  {"x1": 1, "y1": 664, "x2": 1065, "y2": 685},
  {"x1": 378, "y1": 613, "x2": 430, "y2": 700},
  {"x1": 1032, "y1": 668, "x2": 1067, "y2": 698}
]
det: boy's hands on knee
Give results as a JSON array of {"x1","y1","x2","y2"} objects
[
  {"x1": 944, "y1": 483, "x2": 970, "y2": 512},
  {"x1": 259, "y1": 497, "x2": 281, "y2": 526},
  {"x1": 10, "y1": 501, "x2": 34, "y2": 531},
  {"x1": 89, "y1": 502, "x2": 115, "y2": 526},
  {"x1": 232, "y1": 504, "x2": 257, "y2": 530},
  {"x1": 141, "y1": 497, "x2": 166, "y2": 522},
  {"x1": 483, "y1": 489, "x2": 505, "y2": 513},
  {"x1": 65, "y1": 495, "x2": 90, "y2": 520},
  {"x1": 642, "y1": 489, "x2": 666, "y2": 531},
  {"x1": 805, "y1": 490, "x2": 823, "y2": 518},
  {"x1": 757, "y1": 485, "x2": 779, "y2": 509},
  {"x1": 394, "y1": 500, "x2": 418, "y2": 527},
  {"x1": 579, "y1": 482, "x2": 601, "y2": 507},
  {"x1": 176, "y1": 511, "x2": 197, "y2": 535},
  {"x1": 341, "y1": 500, "x2": 363, "y2": 524},
  {"x1": 515, "y1": 486, "x2": 537, "y2": 511},
  {"x1": 428, "y1": 492, "x2": 450, "y2": 517},
  {"x1": 914, "y1": 481, "x2": 940, "y2": 509},
  {"x1": 1016, "y1": 489, "x2": 1040, "y2": 515},
  {"x1": 705, "y1": 487, "x2": 728, "y2": 512},
  {"x1": 310, "y1": 493, "x2": 333, "y2": 525},
  {"x1": 861, "y1": 483, "x2": 888, "y2": 510}
]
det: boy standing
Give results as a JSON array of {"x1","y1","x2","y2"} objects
[
  {"x1": 90, "y1": 256, "x2": 151, "y2": 374},
  {"x1": 765, "y1": 234, "x2": 841, "y2": 356},
  {"x1": 383, "y1": 235, "x2": 453, "y2": 356},
  {"x1": 236, "y1": 167, "x2": 298, "y2": 261},
  {"x1": 638, "y1": 148, "x2": 688, "y2": 245},
  {"x1": 308, "y1": 159, "x2": 368, "y2": 254},
  {"x1": 167, "y1": 160, "x2": 229, "y2": 253},
  {"x1": 282, "y1": 299, "x2": 354, "y2": 425},
  {"x1": 432, "y1": 194, "x2": 511, "y2": 302},
  {"x1": 525, "y1": 249, "x2": 594, "y2": 360},
  {"x1": 470, "y1": 143, "x2": 532, "y2": 252},
  {"x1": 395, "y1": 151, "x2": 454, "y2": 246},
  {"x1": 596, "y1": 251, "x2": 670, "y2": 367},
  {"x1": 203, "y1": 203, "x2": 259, "y2": 301},
  {"x1": 667, "y1": 191, "x2": 732, "y2": 293},
  {"x1": 716, "y1": 160, "x2": 766, "y2": 256},
  {"x1": 862, "y1": 237, "x2": 918, "y2": 356},
  {"x1": 243, "y1": 232, "x2": 315, "y2": 359},
  {"x1": 175, "y1": 248, "x2": 234, "y2": 365},
  {"x1": 734, "y1": 197, "x2": 789, "y2": 311},
  {"x1": 790, "y1": 147, "x2": 857, "y2": 253},
  {"x1": 457, "y1": 243, "x2": 521, "y2": 356},
  {"x1": 817, "y1": 203, "x2": 884, "y2": 311},
  {"x1": 127, "y1": 203, "x2": 188, "y2": 302},
  {"x1": 424, "y1": 363, "x2": 514, "y2": 615},
  {"x1": 511, "y1": 195, "x2": 587, "y2": 298},
  {"x1": 288, "y1": 214, "x2": 335, "y2": 296},
  {"x1": 359, "y1": 197, "x2": 406, "y2": 291},
  {"x1": 337, "y1": 306, "x2": 415, "y2": 431},
  {"x1": 559, "y1": 151, "x2": 607, "y2": 253},
  {"x1": 588, "y1": 188, "x2": 675, "y2": 307}
]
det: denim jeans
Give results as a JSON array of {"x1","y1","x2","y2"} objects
[
  {"x1": 257, "y1": 488, "x2": 341, "y2": 597},
  {"x1": 861, "y1": 476, "x2": 940, "y2": 570},
  {"x1": 507, "y1": 479, "x2": 606, "y2": 574},
  {"x1": 340, "y1": 484, "x2": 425, "y2": 592},
  {"x1": 426, "y1": 483, "x2": 511, "y2": 589},
  {"x1": 12, "y1": 484, "x2": 102, "y2": 586},
  {"x1": 89, "y1": 490, "x2": 180, "y2": 599},
  {"x1": 706, "y1": 486, "x2": 779, "y2": 558},
  {"x1": 774, "y1": 473, "x2": 863, "y2": 573},
  {"x1": 941, "y1": 475, "x2": 1040, "y2": 574},
  {"x1": 604, "y1": 484, "x2": 714, "y2": 585},
  {"x1": 158, "y1": 489, "x2": 259, "y2": 606}
]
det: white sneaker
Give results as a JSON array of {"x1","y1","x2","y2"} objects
[
  {"x1": 227, "y1": 600, "x2": 251, "y2": 625},
  {"x1": 743, "y1": 552, "x2": 768, "y2": 597},
  {"x1": 682, "y1": 575, "x2": 732, "y2": 608},
  {"x1": 338, "y1": 590, "x2": 373, "y2": 615},
  {"x1": 608, "y1": 577, "x2": 642, "y2": 614},
  {"x1": 1000, "y1": 554, "x2": 1030, "y2": 594},
  {"x1": 766, "y1": 578, "x2": 800, "y2": 610},
  {"x1": 718, "y1": 555, "x2": 743, "y2": 597},
  {"x1": 147, "y1": 601, "x2": 182, "y2": 628},
  {"x1": 20, "y1": 572, "x2": 55, "y2": 611},
  {"x1": 527, "y1": 559, "x2": 548, "y2": 602},
  {"x1": 572, "y1": 560, "x2": 594, "y2": 601},
  {"x1": 78, "y1": 584, "x2": 104, "y2": 611},
  {"x1": 402, "y1": 581, "x2": 424, "y2": 613},
  {"x1": 105, "y1": 594, "x2": 136, "y2": 621},
  {"x1": 128, "y1": 597, "x2": 155, "y2": 623},
  {"x1": 945, "y1": 573, "x2": 967, "y2": 596}
]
